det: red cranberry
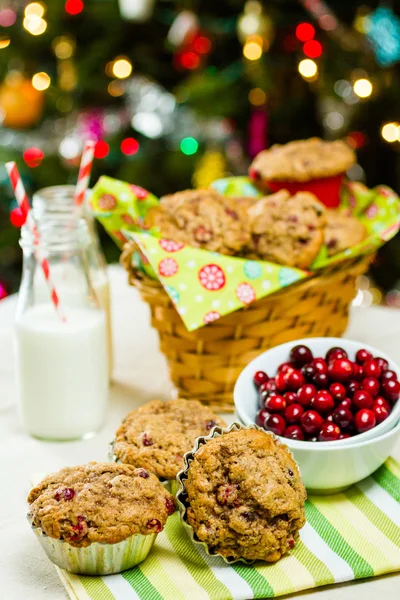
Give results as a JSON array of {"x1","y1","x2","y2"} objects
[
  {"x1": 300, "y1": 410, "x2": 324, "y2": 435},
  {"x1": 290, "y1": 344, "x2": 313, "y2": 367},
  {"x1": 285, "y1": 403, "x2": 304, "y2": 424},
  {"x1": 361, "y1": 377, "x2": 380, "y2": 398},
  {"x1": 54, "y1": 487, "x2": 75, "y2": 502},
  {"x1": 142, "y1": 433, "x2": 153, "y2": 446},
  {"x1": 347, "y1": 380, "x2": 360, "y2": 396},
  {"x1": 265, "y1": 394, "x2": 286, "y2": 412},
  {"x1": 137, "y1": 469, "x2": 150, "y2": 478},
  {"x1": 147, "y1": 519, "x2": 163, "y2": 532},
  {"x1": 363, "y1": 359, "x2": 382, "y2": 379},
  {"x1": 297, "y1": 383, "x2": 316, "y2": 407},
  {"x1": 254, "y1": 370, "x2": 269, "y2": 388},
  {"x1": 278, "y1": 361, "x2": 295, "y2": 374},
  {"x1": 374, "y1": 396, "x2": 391, "y2": 411},
  {"x1": 381, "y1": 370, "x2": 398, "y2": 382},
  {"x1": 205, "y1": 420, "x2": 217, "y2": 430},
  {"x1": 339, "y1": 433, "x2": 351, "y2": 439},
  {"x1": 256, "y1": 408, "x2": 270, "y2": 427},
  {"x1": 261, "y1": 379, "x2": 277, "y2": 394},
  {"x1": 354, "y1": 408, "x2": 376, "y2": 433},
  {"x1": 166, "y1": 498, "x2": 175, "y2": 515},
  {"x1": 373, "y1": 404, "x2": 390, "y2": 424},
  {"x1": 326, "y1": 347, "x2": 348, "y2": 362},
  {"x1": 353, "y1": 389, "x2": 373, "y2": 410},
  {"x1": 330, "y1": 382, "x2": 346, "y2": 401},
  {"x1": 288, "y1": 538, "x2": 295, "y2": 548},
  {"x1": 313, "y1": 373, "x2": 329, "y2": 389},
  {"x1": 287, "y1": 370, "x2": 305, "y2": 391},
  {"x1": 318, "y1": 422, "x2": 341, "y2": 441},
  {"x1": 328, "y1": 359, "x2": 353, "y2": 382},
  {"x1": 264, "y1": 414, "x2": 286, "y2": 436},
  {"x1": 376, "y1": 357, "x2": 389, "y2": 372},
  {"x1": 311, "y1": 357, "x2": 328, "y2": 375},
  {"x1": 333, "y1": 406, "x2": 353, "y2": 429},
  {"x1": 301, "y1": 364, "x2": 317, "y2": 381},
  {"x1": 284, "y1": 425, "x2": 305, "y2": 440},
  {"x1": 284, "y1": 391, "x2": 297, "y2": 405},
  {"x1": 352, "y1": 364, "x2": 364, "y2": 381},
  {"x1": 311, "y1": 390, "x2": 335, "y2": 413},
  {"x1": 325, "y1": 413, "x2": 334, "y2": 422},
  {"x1": 382, "y1": 379, "x2": 400, "y2": 402},
  {"x1": 275, "y1": 371, "x2": 287, "y2": 392},
  {"x1": 338, "y1": 398, "x2": 353, "y2": 411},
  {"x1": 355, "y1": 349, "x2": 373, "y2": 365},
  {"x1": 258, "y1": 389, "x2": 269, "y2": 408}
]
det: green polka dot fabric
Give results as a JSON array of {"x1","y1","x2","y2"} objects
[{"x1": 91, "y1": 175, "x2": 400, "y2": 332}]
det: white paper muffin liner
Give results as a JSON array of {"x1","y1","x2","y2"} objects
[
  {"x1": 29, "y1": 520, "x2": 157, "y2": 575},
  {"x1": 108, "y1": 440, "x2": 179, "y2": 495},
  {"x1": 175, "y1": 422, "x2": 303, "y2": 565}
]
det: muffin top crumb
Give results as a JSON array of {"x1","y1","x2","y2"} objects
[
  {"x1": 113, "y1": 399, "x2": 226, "y2": 480},
  {"x1": 183, "y1": 428, "x2": 306, "y2": 562},
  {"x1": 28, "y1": 462, "x2": 175, "y2": 547},
  {"x1": 250, "y1": 138, "x2": 356, "y2": 182}
]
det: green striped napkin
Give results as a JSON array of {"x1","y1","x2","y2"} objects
[{"x1": 55, "y1": 458, "x2": 400, "y2": 600}]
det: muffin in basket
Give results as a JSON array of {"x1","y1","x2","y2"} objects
[
  {"x1": 145, "y1": 188, "x2": 251, "y2": 255},
  {"x1": 249, "y1": 137, "x2": 356, "y2": 208},
  {"x1": 27, "y1": 461, "x2": 175, "y2": 575},
  {"x1": 112, "y1": 399, "x2": 226, "y2": 491},
  {"x1": 325, "y1": 209, "x2": 367, "y2": 256},
  {"x1": 247, "y1": 190, "x2": 327, "y2": 268},
  {"x1": 176, "y1": 424, "x2": 306, "y2": 563}
]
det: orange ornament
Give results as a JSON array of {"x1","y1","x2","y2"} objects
[{"x1": 0, "y1": 72, "x2": 44, "y2": 129}]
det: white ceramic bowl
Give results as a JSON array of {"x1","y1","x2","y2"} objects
[
  {"x1": 233, "y1": 338, "x2": 400, "y2": 493},
  {"x1": 234, "y1": 338, "x2": 400, "y2": 447}
]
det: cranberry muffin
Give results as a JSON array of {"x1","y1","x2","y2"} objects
[
  {"x1": 248, "y1": 190, "x2": 326, "y2": 269},
  {"x1": 325, "y1": 210, "x2": 367, "y2": 256},
  {"x1": 145, "y1": 189, "x2": 251, "y2": 255},
  {"x1": 28, "y1": 462, "x2": 175, "y2": 574},
  {"x1": 178, "y1": 426, "x2": 306, "y2": 563},
  {"x1": 113, "y1": 399, "x2": 226, "y2": 481}
]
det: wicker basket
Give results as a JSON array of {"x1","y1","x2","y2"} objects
[{"x1": 121, "y1": 241, "x2": 372, "y2": 412}]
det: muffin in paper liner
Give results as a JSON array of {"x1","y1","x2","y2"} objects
[
  {"x1": 28, "y1": 518, "x2": 157, "y2": 575},
  {"x1": 108, "y1": 440, "x2": 179, "y2": 495},
  {"x1": 175, "y1": 422, "x2": 305, "y2": 565}
]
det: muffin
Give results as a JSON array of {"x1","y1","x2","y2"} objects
[
  {"x1": 27, "y1": 462, "x2": 175, "y2": 574},
  {"x1": 249, "y1": 138, "x2": 356, "y2": 208},
  {"x1": 113, "y1": 399, "x2": 226, "y2": 488},
  {"x1": 177, "y1": 424, "x2": 306, "y2": 563},
  {"x1": 248, "y1": 190, "x2": 326, "y2": 269},
  {"x1": 145, "y1": 189, "x2": 251, "y2": 255},
  {"x1": 325, "y1": 210, "x2": 367, "y2": 256}
]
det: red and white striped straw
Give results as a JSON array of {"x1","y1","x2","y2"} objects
[
  {"x1": 75, "y1": 140, "x2": 96, "y2": 207},
  {"x1": 6, "y1": 162, "x2": 66, "y2": 322}
]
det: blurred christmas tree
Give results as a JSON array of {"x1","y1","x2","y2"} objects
[{"x1": 0, "y1": 0, "x2": 399, "y2": 300}]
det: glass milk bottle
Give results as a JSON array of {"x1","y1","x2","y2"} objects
[
  {"x1": 32, "y1": 185, "x2": 113, "y2": 380},
  {"x1": 14, "y1": 216, "x2": 108, "y2": 440}
]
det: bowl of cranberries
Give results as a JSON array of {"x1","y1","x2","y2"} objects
[{"x1": 234, "y1": 338, "x2": 400, "y2": 492}]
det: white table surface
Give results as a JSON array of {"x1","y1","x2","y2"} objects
[{"x1": 0, "y1": 265, "x2": 398, "y2": 600}]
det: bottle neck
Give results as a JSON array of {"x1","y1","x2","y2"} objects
[
  {"x1": 32, "y1": 185, "x2": 89, "y2": 220},
  {"x1": 20, "y1": 215, "x2": 90, "y2": 255}
]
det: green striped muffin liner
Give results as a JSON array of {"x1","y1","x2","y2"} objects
[{"x1": 30, "y1": 522, "x2": 157, "y2": 575}]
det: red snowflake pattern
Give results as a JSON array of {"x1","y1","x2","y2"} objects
[
  {"x1": 130, "y1": 185, "x2": 149, "y2": 200},
  {"x1": 365, "y1": 204, "x2": 378, "y2": 219},
  {"x1": 236, "y1": 282, "x2": 256, "y2": 304},
  {"x1": 159, "y1": 239, "x2": 185, "y2": 252},
  {"x1": 198, "y1": 264, "x2": 226, "y2": 291},
  {"x1": 204, "y1": 311, "x2": 221, "y2": 324},
  {"x1": 158, "y1": 258, "x2": 179, "y2": 277},
  {"x1": 121, "y1": 214, "x2": 136, "y2": 226}
]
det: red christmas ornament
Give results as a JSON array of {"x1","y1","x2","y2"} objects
[
  {"x1": 10, "y1": 207, "x2": 27, "y2": 227},
  {"x1": 65, "y1": 0, "x2": 84, "y2": 15},
  {"x1": 23, "y1": 147, "x2": 44, "y2": 168},
  {"x1": 94, "y1": 140, "x2": 109, "y2": 159}
]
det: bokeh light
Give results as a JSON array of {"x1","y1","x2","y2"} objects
[
  {"x1": 112, "y1": 57, "x2": 132, "y2": 79},
  {"x1": 65, "y1": 0, "x2": 84, "y2": 15},
  {"x1": 108, "y1": 80, "x2": 124, "y2": 97},
  {"x1": 295, "y1": 22, "x2": 315, "y2": 42},
  {"x1": 243, "y1": 39, "x2": 263, "y2": 61},
  {"x1": 23, "y1": 147, "x2": 44, "y2": 168},
  {"x1": 298, "y1": 59, "x2": 318, "y2": 79},
  {"x1": 180, "y1": 137, "x2": 199, "y2": 155},
  {"x1": 32, "y1": 72, "x2": 51, "y2": 91},
  {"x1": 121, "y1": 137, "x2": 139, "y2": 155},
  {"x1": 23, "y1": 15, "x2": 47, "y2": 35},
  {"x1": 94, "y1": 140, "x2": 109, "y2": 159},
  {"x1": 303, "y1": 40, "x2": 322, "y2": 58},
  {"x1": 381, "y1": 122, "x2": 399, "y2": 143},
  {"x1": 248, "y1": 87, "x2": 266, "y2": 105},
  {"x1": 353, "y1": 78, "x2": 373, "y2": 98},
  {"x1": 25, "y1": 3, "x2": 45, "y2": 18},
  {"x1": 0, "y1": 37, "x2": 10, "y2": 49}
]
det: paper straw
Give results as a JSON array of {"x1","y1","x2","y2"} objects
[
  {"x1": 6, "y1": 162, "x2": 66, "y2": 322},
  {"x1": 75, "y1": 140, "x2": 96, "y2": 207}
]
